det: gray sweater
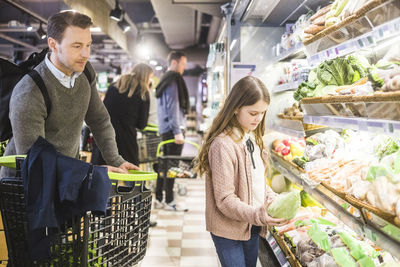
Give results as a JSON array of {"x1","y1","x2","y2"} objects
[{"x1": 1, "y1": 60, "x2": 124, "y2": 176}]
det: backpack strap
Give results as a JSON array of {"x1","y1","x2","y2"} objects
[
  {"x1": 27, "y1": 70, "x2": 51, "y2": 117},
  {"x1": 83, "y1": 65, "x2": 93, "y2": 85}
]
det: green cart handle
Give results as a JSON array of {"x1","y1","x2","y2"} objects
[
  {"x1": 156, "y1": 139, "x2": 200, "y2": 157},
  {"x1": 142, "y1": 125, "x2": 158, "y2": 132},
  {"x1": 0, "y1": 155, "x2": 157, "y2": 182}
]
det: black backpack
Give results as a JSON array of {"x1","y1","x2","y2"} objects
[{"x1": 0, "y1": 48, "x2": 92, "y2": 142}]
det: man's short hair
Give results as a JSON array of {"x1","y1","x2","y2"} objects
[
  {"x1": 47, "y1": 11, "x2": 93, "y2": 43},
  {"x1": 167, "y1": 51, "x2": 186, "y2": 66}
]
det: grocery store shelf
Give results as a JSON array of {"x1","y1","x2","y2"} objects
[
  {"x1": 303, "y1": 115, "x2": 400, "y2": 134},
  {"x1": 272, "y1": 124, "x2": 305, "y2": 138},
  {"x1": 305, "y1": 1, "x2": 400, "y2": 66},
  {"x1": 271, "y1": 152, "x2": 400, "y2": 257},
  {"x1": 272, "y1": 81, "x2": 303, "y2": 93},
  {"x1": 273, "y1": 43, "x2": 306, "y2": 63}
]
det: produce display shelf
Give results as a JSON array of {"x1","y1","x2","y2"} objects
[
  {"x1": 303, "y1": 115, "x2": 400, "y2": 134},
  {"x1": 273, "y1": 81, "x2": 304, "y2": 93},
  {"x1": 273, "y1": 43, "x2": 306, "y2": 64},
  {"x1": 265, "y1": 231, "x2": 292, "y2": 267},
  {"x1": 305, "y1": 0, "x2": 400, "y2": 66},
  {"x1": 272, "y1": 125, "x2": 305, "y2": 138},
  {"x1": 271, "y1": 152, "x2": 400, "y2": 257}
]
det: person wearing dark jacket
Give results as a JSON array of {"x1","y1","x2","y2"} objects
[
  {"x1": 91, "y1": 63, "x2": 153, "y2": 166},
  {"x1": 154, "y1": 51, "x2": 189, "y2": 211}
]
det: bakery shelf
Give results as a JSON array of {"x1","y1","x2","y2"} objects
[
  {"x1": 303, "y1": 115, "x2": 400, "y2": 134},
  {"x1": 273, "y1": 81, "x2": 304, "y2": 93},
  {"x1": 304, "y1": 0, "x2": 400, "y2": 66},
  {"x1": 270, "y1": 152, "x2": 400, "y2": 257}
]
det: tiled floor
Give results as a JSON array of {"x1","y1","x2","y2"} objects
[{"x1": 140, "y1": 178, "x2": 221, "y2": 267}]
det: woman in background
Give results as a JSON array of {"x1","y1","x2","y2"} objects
[{"x1": 91, "y1": 63, "x2": 154, "y2": 166}]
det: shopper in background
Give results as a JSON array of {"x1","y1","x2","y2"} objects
[
  {"x1": 155, "y1": 51, "x2": 189, "y2": 211},
  {"x1": 0, "y1": 11, "x2": 138, "y2": 178},
  {"x1": 196, "y1": 76, "x2": 290, "y2": 267},
  {"x1": 147, "y1": 76, "x2": 159, "y2": 126},
  {"x1": 91, "y1": 63, "x2": 153, "y2": 166}
]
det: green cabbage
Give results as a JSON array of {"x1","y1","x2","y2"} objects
[{"x1": 267, "y1": 190, "x2": 300, "y2": 220}]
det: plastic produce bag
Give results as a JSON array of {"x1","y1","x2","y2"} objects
[
  {"x1": 267, "y1": 190, "x2": 300, "y2": 220},
  {"x1": 307, "y1": 223, "x2": 331, "y2": 252},
  {"x1": 308, "y1": 253, "x2": 339, "y2": 267},
  {"x1": 331, "y1": 247, "x2": 357, "y2": 267}
]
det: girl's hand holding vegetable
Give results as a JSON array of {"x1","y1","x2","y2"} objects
[{"x1": 261, "y1": 199, "x2": 291, "y2": 227}]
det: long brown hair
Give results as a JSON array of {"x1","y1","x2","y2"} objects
[
  {"x1": 116, "y1": 63, "x2": 153, "y2": 99},
  {"x1": 196, "y1": 76, "x2": 270, "y2": 178}
]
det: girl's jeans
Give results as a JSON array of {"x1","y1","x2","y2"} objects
[{"x1": 211, "y1": 226, "x2": 261, "y2": 267}]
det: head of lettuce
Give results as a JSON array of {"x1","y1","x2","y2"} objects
[{"x1": 267, "y1": 190, "x2": 301, "y2": 220}]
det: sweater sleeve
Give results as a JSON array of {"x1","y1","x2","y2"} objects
[
  {"x1": 9, "y1": 76, "x2": 47, "y2": 154},
  {"x1": 84, "y1": 65, "x2": 125, "y2": 167},
  {"x1": 208, "y1": 138, "x2": 269, "y2": 226}
]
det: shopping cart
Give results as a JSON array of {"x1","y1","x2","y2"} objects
[
  {"x1": 156, "y1": 140, "x2": 199, "y2": 196},
  {"x1": 0, "y1": 155, "x2": 157, "y2": 267},
  {"x1": 137, "y1": 124, "x2": 162, "y2": 164}
]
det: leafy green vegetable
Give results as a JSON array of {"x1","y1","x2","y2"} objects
[
  {"x1": 313, "y1": 85, "x2": 338, "y2": 97},
  {"x1": 293, "y1": 156, "x2": 309, "y2": 169},
  {"x1": 368, "y1": 66, "x2": 385, "y2": 90},
  {"x1": 267, "y1": 190, "x2": 301, "y2": 220},
  {"x1": 366, "y1": 165, "x2": 393, "y2": 182},
  {"x1": 375, "y1": 137, "x2": 400, "y2": 159}
]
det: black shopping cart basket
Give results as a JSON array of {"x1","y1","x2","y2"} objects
[
  {"x1": 0, "y1": 155, "x2": 157, "y2": 267},
  {"x1": 137, "y1": 124, "x2": 162, "y2": 164},
  {"x1": 156, "y1": 140, "x2": 199, "y2": 180}
]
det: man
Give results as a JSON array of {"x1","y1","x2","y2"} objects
[
  {"x1": 0, "y1": 11, "x2": 137, "y2": 177},
  {"x1": 155, "y1": 51, "x2": 189, "y2": 211}
]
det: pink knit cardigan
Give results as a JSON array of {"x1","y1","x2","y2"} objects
[{"x1": 206, "y1": 132, "x2": 270, "y2": 241}]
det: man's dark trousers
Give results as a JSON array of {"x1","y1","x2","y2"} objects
[{"x1": 155, "y1": 131, "x2": 184, "y2": 204}]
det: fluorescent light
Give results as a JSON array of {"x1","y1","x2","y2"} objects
[
  {"x1": 149, "y1": 60, "x2": 157, "y2": 66},
  {"x1": 155, "y1": 66, "x2": 163, "y2": 71},
  {"x1": 90, "y1": 27, "x2": 102, "y2": 32},
  {"x1": 230, "y1": 39, "x2": 237, "y2": 51}
]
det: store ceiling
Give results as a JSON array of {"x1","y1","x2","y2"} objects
[{"x1": 0, "y1": 0, "x2": 227, "y2": 72}]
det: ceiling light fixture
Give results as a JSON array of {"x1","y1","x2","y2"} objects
[
  {"x1": 110, "y1": 0, "x2": 123, "y2": 21},
  {"x1": 37, "y1": 22, "x2": 46, "y2": 39},
  {"x1": 26, "y1": 19, "x2": 33, "y2": 31},
  {"x1": 118, "y1": 18, "x2": 131, "y2": 33},
  {"x1": 149, "y1": 60, "x2": 157, "y2": 66},
  {"x1": 155, "y1": 66, "x2": 163, "y2": 71}
]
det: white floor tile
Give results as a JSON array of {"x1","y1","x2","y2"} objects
[
  {"x1": 183, "y1": 214, "x2": 205, "y2": 220},
  {"x1": 157, "y1": 219, "x2": 184, "y2": 226},
  {"x1": 145, "y1": 247, "x2": 181, "y2": 257},
  {"x1": 180, "y1": 256, "x2": 220, "y2": 267},
  {"x1": 150, "y1": 231, "x2": 183, "y2": 240},
  {"x1": 183, "y1": 225, "x2": 206, "y2": 233},
  {"x1": 181, "y1": 239, "x2": 214, "y2": 248}
]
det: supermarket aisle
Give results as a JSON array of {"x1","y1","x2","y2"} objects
[{"x1": 140, "y1": 178, "x2": 221, "y2": 267}]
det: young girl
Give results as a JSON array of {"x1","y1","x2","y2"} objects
[{"x1": 196, "y1": 76, "x2": 289, "y2": 267}]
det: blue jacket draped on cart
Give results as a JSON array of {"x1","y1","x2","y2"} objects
[{"x1": 21, "y1": 136, "x2": 111, "y2": 260}]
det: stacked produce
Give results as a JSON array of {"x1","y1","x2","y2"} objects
[
  {"x1": 272, "y1": 137, "x2": 305, "y2": 162},
  {"x1": 303, "y1": 4, "x2": 332, "y2": 41},
  {"x1": 294, "y1": 54, "x2": 373, "y2": 100},
  {"x1": 274, "y1": 206, "x2": 400, "y2": 266},
  {"x1": 282, "y1": 102, "x2": 303, "y2": 117},
  {"x1": 293, "y1": 129, "x2": 400, "y2": 224}
]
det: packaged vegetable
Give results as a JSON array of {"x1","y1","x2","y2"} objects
[{"x1": 267, "y1": 190, "x2": 301, "y2": 220}]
